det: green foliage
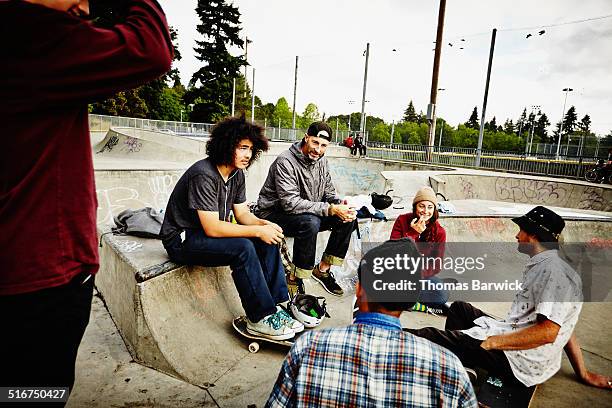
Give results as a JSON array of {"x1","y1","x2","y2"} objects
[
  {"x1": 298, "y1": 103, "x2": 321, "y2": 128},
  {"x1": 187, "y1": 0, "x2": 245, "y2": 122},
  {"x1": 403, "y1": 100, "x2": 418, "y2": 123},
  {"x1": 465, "y1": 107, "x2": 479, "y2": 129},
  {"x1": 272, "y1": 98, "x2": 293, "y2": 128},
  {"x1": 370, "y1": 122, "x2": 390, "y2": 143},
  {"x1": 562, "y1": 106, "x2": 578, "y2": 134}
]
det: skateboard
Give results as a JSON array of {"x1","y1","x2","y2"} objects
[
  {"x1": 232, "y1": 316, "x2": 296, "y2": 353},
  {"x1": 477, "y1": 376, "x2": 537, "y2": 408}
]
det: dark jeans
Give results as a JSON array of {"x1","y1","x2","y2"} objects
[
  {"x1": 263, "y1": 212, "x2": 356, "y2": 272},
  {"x1": 0, "y1": 271, "x2": 95, "y2": 406},
  {"x1": 164, "y1": 230, "x2": 288, "y2": 322},
  {"x1": 419, "y1": 275, "x2": 450, "y2": 307},
  {"x1": 406, "y1": 301, "x2": 518, "y2": 383}
]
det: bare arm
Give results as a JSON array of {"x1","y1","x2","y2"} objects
[
  {"x1": 233, "y1": 203, "x2": 283, "y2": 232},
  {"x1": 198, "y1": 210, "x2": 283, "y2": 245},
  {"x1": 564, "y1": 332, "x2": 612, "y2": 389},
  {"x1": 481, "y1": 317, "x2": 560, "y2": 351}
]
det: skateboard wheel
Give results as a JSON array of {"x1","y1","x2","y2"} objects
[{"x1": 248, "y1": 342, "x2": 259, "y2": 353}]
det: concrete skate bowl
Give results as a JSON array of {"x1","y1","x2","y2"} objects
[
  {"x1": 93, "y1": 128, "x2": 612, "y2": 406},
  {"x1": 93, "y1": 128, "x2": 453, "y2": 227},
  {"x1": 94, "y1": 127, "x2": 205, "y2": 164},
  {"x1": 433, "y1": 173, "x2": 612, "y2": 212}
]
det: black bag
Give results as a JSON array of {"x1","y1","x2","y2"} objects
[{"x1": 112, "y1": 207, "x2": 165, "y2": 239}]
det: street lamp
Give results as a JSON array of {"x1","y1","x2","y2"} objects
[
  {"x1": 437, "y1": 88, "x2": 446, "y2": 151},
  {"x1": 555, "y1": 87, "x2": 573, "y2": 159},
  {"x1": 526, "y1": 105, "x2": 540, "y2": 155}
]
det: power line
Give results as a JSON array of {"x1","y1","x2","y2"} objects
[{"x1": 499, "y1": 13, "x2": 612, "y2": 32}]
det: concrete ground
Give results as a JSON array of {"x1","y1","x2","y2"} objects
[{"x1": 67, "y1": 291, "x2": 612, "y2": 407}]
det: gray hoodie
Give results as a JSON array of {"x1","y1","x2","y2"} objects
[{"x1": 255, "y1": 141, "x2": 341, "y2": 218}]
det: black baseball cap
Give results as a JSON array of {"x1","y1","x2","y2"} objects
[{"x1": 306, "y1": 122, "x2": 332, "y2": 141}]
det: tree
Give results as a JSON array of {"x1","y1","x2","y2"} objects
[
  {"x1": 299, "y1": 103, "x2": 321, "y2": 128},
  {"x1": 465, "y1": 107, "x2": 479, "y2": 129},
  {"x1": 403, "y1": 100, "x2": 418, "y2": 123},
  {"x1": 534, "y1": 112, "x2": 551, "y2": 142},
  {"x1": 503, "y1": 119, "x2": 515, "y2": 134},
  {"x1": 579, "y1": 114, "x2": 591, "y2": 135},
  {"x1": 485, "y1": 116, "x2": 497, "y2": 132},
  {"x1": 516, "y1": 108, "x2": 527, "y2": 135},
  {"x1": 370, "y1": 122, "x2": 390, "y2": 143},
  {"x1": 562, "y1": 106, "x2": 578, "y2": 135},
  {"x1": 187, "y1": 0, "x2": 245, "y2": 122},
  {"x1": 272, "y1": 97, "x2": 293, "y2": 128}
]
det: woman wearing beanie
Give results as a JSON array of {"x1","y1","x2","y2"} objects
[{"x1": 390, "y1": 186, "x2": 449, "y2": 315}]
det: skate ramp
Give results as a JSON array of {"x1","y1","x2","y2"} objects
[{"x1": 93, "y1": 128, "x2": 612, "y2": 406}]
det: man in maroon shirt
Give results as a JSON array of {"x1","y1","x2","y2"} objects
[{"x1": 0, "y1": 0, "x2": 172, "y2": 399}]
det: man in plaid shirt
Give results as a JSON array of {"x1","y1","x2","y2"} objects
[{"x1": 266, "y1": 239, "x2": 476, "y2": 407}]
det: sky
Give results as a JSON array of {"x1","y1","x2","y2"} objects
[{"x1": 159, "y1": 0, "x2": 612, "y2": 136}]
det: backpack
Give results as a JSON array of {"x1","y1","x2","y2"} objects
[{"x1": 112, "y1": 207, "x2": 165, "y2": 239}]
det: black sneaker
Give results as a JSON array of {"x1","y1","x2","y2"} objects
[
  {"x1": 312, "y1": 266, "x2": 344, "y2": 297},
  {"x1": 287, "y1": 275, "x2": 305, "y2": 298}
]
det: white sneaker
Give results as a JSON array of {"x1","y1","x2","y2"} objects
[
  {"x1": 277, "y1": 306, "x2": 305, "y2": 333},
  {"x1": 247, "y1": 311, "x2": 295, "y2": 340}
]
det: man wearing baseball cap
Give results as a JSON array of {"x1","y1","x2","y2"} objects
[
  {"x1": 255, "y1": 122, "x2": 357, "y2": 298},
  {"x1": 406, "y1": 206, "x2": 612, "y2": 390}
]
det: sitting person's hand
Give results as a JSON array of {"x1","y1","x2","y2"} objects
[
  {"x1": 257, "y1": 224, "x2": 284, "y2": 245},
  {"x1": 580, "y1": 371, "x2": 612, "y2": 389},
  {"x1": 330, "y1": 204, "x2": 357, "y2": 223},
  {"x1": 410, "y1": 215, "x2": 428, "y2": 234}
]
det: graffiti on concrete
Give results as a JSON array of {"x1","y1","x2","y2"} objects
[
  {"x1": 96, "y1": 187, "x2": 150, "y2": 226},
  {"x1": 97, "y1": 134, "x2": 119, "y2": 153},
  {"x1": 330, "y1": 164, "x2": 379, "y2": 193},
  {"x1": 459, "y1": 177, "x2": 478, "y2": 199},
  {"x1": 97, "y1": 173, "x2": 181, "y2": 225},
  {"x1": 466, "y1": 218, "x2": 507, "y2": 235},
  {"x1": 148, "y1": 174, "x2": 180, "y2": 210},
  {"x1": 495, "y1": 178, "x2": 570, "y2": 205},
  {"x1": 114, "y1": 240, "x2": 143, "y2": 253},
  {"x1": 578, "y1": 187, "x2": 612, "y2": 212},
  {"x1": 122, "y1": 136, "x2": 142, "y2": 153}
]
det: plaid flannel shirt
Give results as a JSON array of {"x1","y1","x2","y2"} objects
[{"x1": 266, "y1": 313, "x2": 477, "y2": 407}]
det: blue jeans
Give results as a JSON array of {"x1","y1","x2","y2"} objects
[
  {"x1": 263, "y1": 212, "x2": 356, "y2": 273},
  {"x1": 419, "y1": 276, "x2": 449, "y2": 307},
  {"x1": 164, "y1": 230, "x2": 288, "y2": 322}
]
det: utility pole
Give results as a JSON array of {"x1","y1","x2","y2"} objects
[
  {"x1": 231, "y1": 78, "x2": 236, "y2": 116},
  {"x1": 243, "y1": 36, "x2": 250, "y2": 98},
  {"x1": 292, "y1": 56, "x2": 298, "y2": 130},
  {"x1": 251, "y1": 68, "x2": 255, "y2": 122},
  {"x1": 359, "y1": 43, "x2": 370, "y2": 135},
  {"x1": 555, "y1": 87, "x2": 573, "y2": 160},
  {"x1": 426, "y1": 0, "x2": 447, "y2": 161},
  {"x1": 475, "y1": 28, "x2": 497, "y2": 167},
  {"x1": 438, "y1": 119, "x2": 444, "y2": 151},
  {"x1": 390, "y1": 120, "x2": 395, "y2": 145}
]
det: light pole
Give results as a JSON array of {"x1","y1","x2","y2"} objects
[
  {"x1": 527, "y1": 105, "x2": 540, "y2": 155},
  {"x1": 555, "y1": 87, "x2": 573, "y2": 159},
  {"x1": 437, "y1": 88, "x2": 446, "y2": 151},
  {"x1": 359, "y1": 43, "x2": 370, "y2": 136},
  {"x1": 347, "y1": 100, "x2": 355, "y2": 135},
  {"x1": 231, "y1": 78, "x2": 236, "y2": 116}
]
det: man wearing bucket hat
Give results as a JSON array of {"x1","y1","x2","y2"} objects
[
  {"x1": 406, "y1": 206, "x2": 612, "y2": 389},
  {"x1": 255, "y1": 122, "x2": 357, "y2": 298}
]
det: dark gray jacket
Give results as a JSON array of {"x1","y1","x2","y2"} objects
[{"x1": 255, "y1": 141, "x2": 341, "y2": 218}]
